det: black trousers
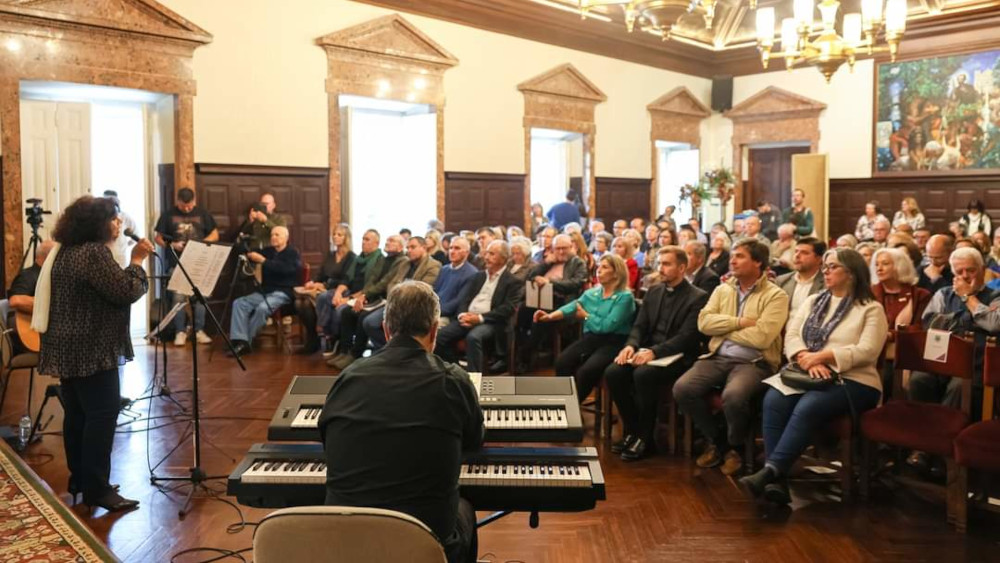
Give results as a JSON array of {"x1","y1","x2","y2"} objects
[
  {"x1": 61, "y1": 368, "x2": 120, "y2": 502},
  {"x1": 554, "y1": 333, "x2": 627, "y2": 401},
  {"x1": 295, "y1": 295, "x2": 321, "y2": 353},
  {"x1": 443, "y1": 497, "x2": 478, "y2": 563},
  {"x1": 604, "y1": 361, "x2": 688, "y2": 441},
  {"x1": 339, "y1": 307, "x2": 376, "y2": 357}
]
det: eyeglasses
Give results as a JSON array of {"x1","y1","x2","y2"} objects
[
  {"x1": 821, "y1": 264, "x2": 844, "y2": 273},
  {"x1": 554, "y1": 245, "x2": 573, "y2": 251}
]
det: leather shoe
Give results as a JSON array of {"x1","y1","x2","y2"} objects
[
  {"x1": 696, "y1": 444, "x2": 722, "y2": 468},
  {"x1": 763, "y1": 480, "x2": 791, "y2": 505},
  {"x1": 738, "y1": 466, "x2": 776, "y2": 500},
  {"x1": 611, "y1": 434, "x2": 637, "y2": 455},
  {"x1": 720, "y1": 450, "x2": 744, "y2": 476},
  {"x1": 86, "y1": 491, "x2": 139, "y2": 513},
  {"x1": 227, "y1": 341, "x2": 250, "y2": 357},
  {"x1": 488, "y1": 359, "x2": 508, "y2": 373},
  {"x1": 621, "y1": 437, "x2": 653, "y2": 461}
]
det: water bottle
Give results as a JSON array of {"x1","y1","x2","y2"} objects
[{"x1": 18, "y1": 415, "x2": 31, "y2": 450}]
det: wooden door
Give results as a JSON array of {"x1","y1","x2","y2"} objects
[
  {"x1": 444, "y1": 172, "x2": 525, "y2": 232},
  {"x1": 792, "y1": 153, "x2": 829, "y2": 240},
  {"x1": 594, "y1": 177, "x2": 652, "y2": 223},
  {"x1": 747, "y1": 146, "x2": 810, "y2": 210}
]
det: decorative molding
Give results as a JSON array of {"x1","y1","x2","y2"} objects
[
  {"x1": 724, "y1": 86, "x2": 827, "y2": 122},
  {"x1": 196, "y1": 163, "x2": 329, "y2": 177},
  {"x1": 648, "y1": 86, "x2": 711, "y2": 214},
  {"x1": 648, "y1": 86, "x2": 712, "y2": 118},
  {"x1": 517, "y1": 63, "x2": 607, "y2": 103},
  {"x1": 316, "y1": 13, "x2": 458, "y2": 68},
  {"x1": 317, "y1": 15, "x2": 456, "y2": 230}
]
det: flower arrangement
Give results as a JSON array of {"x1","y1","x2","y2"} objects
[{"x1": 679, "y1": 166, "x2": 736, "y2": 208}]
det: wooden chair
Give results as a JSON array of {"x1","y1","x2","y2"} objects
[
  {"x1": 268, "y1": 263, "x2": 311, "y2": 354},
  {"x1": 860, "y1": 327, "x2": 975, "y2": 531},
  {"x1": 953, "y1": 336, "x2": 1000, "y2": 529},
  {"x1": 0, "y1": 300, "x2": 39, "y2": 421}
]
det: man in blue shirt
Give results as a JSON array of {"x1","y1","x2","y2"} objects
[
  {"x1": 434, "y1": 237, "x2": 478, "y2": 320},
  {"x1": 546, "y1": 189, "x2": 582, "y2": 230}
]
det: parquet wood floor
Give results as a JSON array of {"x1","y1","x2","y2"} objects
[{"x1": 1, "y1": 344, "x2": 998, "y2": 562}]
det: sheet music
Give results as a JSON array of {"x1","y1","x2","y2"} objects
[
  {"x1": 166, "y1": 241, "x2": 232, "y2": 297},
  {"x1": 525, "y1": 281, "x2": 554, "y2": 310},
  {"x1": 147, "y1": 302, "x2": 187, "y2": 340}
]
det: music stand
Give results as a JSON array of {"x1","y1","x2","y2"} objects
[{"x1": 149, "y1": 240, "x2": 246, "y2": 518}]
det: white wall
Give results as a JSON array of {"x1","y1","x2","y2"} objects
[
  {"x1": 157, "y1": 0, "x2": 713, "y2": 178},
  {"x1": 705, "y1": 59, "x2": 875, "y2": 179}
]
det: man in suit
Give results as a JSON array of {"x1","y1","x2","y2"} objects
[
  {"x1": 604, "y1": 246, "x2": 709, "y2": 461},
  {"x1": 528, "y1": 234, "x2": 588, "y2": 304},
  {"x1": 435, "y1": 241, "x2": 524, "y2": 372},
  {"x1": 774, "y1": 237, "x2": 826, "y2": 312},
  {"x1": 363, "y1": 236, "x2": 442, "y2": 352},
  {"x1": 683, "y1": 241, "x2": 720, "y2": 295}
]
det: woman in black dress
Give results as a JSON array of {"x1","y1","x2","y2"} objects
[{"x1": 36, "y1": 196, "x2": 153, "y2": 512}]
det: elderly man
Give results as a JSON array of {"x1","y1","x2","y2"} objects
[
  {"x1": 328, "y1": 235, "x2": 406, "y2": 368},
  {"x1": 684, "y1": 241, "x2": 720, "y2": 295},
  {"x1": 919, "y1": 234, "x2": 955, "y2": 293},
  {"x1": 673, "y1": 240, "x2": 789, "y2": 475},
  {"x1": 871, "y1": 218, "x2": 891, "y2": 248},
  {"x1": 154, "y1": 187, "x2": 220, "y2": 347},
  {"x1": 643, "y1": 224, "x2": 660, "y2": 253},
  {"x1": 741, "y1": 215, "x2": 769, "y2": 245},
  {"x1": 769, "y1": 223, "x2": 797, "y2": 273},
  {"x1": 318, "y1": 229, "x2": 384, "y2": 350},
  {"x1": 774, "y1": 237, "x2": 826, "y2": 312},
  {"x1": 907, "y1": 247, "x2": 999, "y2": 470},
  {"x1": 227, "y1": 226, "x2": 301, "y2": 357},
  {"x1": 319, "y1": 281, "x2": 483, "y2": 563},
  {"x1": 432, "y1": 237, "x2": 478, "y2": 321},
  {"x1": 605, "y1": 246, "x2": 709, "y2": 461},
  {"x1": 363, "y1": 236, "x2": 442, "y2": 352},
  {"x1": 435, "y1": 240, "x2": 524, "y2": 372},
  {"x1": 612, "y1": 220, "x2": 627, "y2": 238}
]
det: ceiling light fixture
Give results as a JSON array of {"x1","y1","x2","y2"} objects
[{"x1": 578, "y1": 0, "x2": 726, "y2": 39}]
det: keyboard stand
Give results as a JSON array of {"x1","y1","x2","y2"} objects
[{"x1": 476, "y1": 510, "x2": 539, "y2": 529}]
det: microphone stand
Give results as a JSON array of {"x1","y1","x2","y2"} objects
[
  {"x1": 149, "y1": 241, "x2": 246, "y2": 518},
  {"x1": 128, "y1": 267, "x2": 188, "y2": 411}
]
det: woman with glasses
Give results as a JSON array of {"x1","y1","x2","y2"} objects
[{"x1": 739, "y1": 248, "x2": 887, "y2": 506}]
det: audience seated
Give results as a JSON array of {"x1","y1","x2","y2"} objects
[
  {"x1": 707, "y1": 232, "x2": 731, "y2": 277},
  {"x1": 425, "y1": 229, "x2": 447, "y2": 265},
  {"x1": 321, "y1": 229, "x2": 383, "y2": 356},
  {"x1": 673, "y1": 240, "x2": 789, "y2": 476},
  {"x1": 855, "y1": 200, "x2": 888, "y2": 242},
  {"x1": 532, "y1": 226, "x2": 558, "y2": 264},
  {"x1": 605, "y1": 246, "x2": 709, "y2": 461},
  {"x1": 642, "y1": 224, "x2": 659, "y2": 253},
  {"x1": 431, "y1": 237, "x2": 478, "y2": 322},
  {"x1": 871, "y1": 247, "x2": 931, "y2": 394},
  {"x1": 739, "y1": 248, "x2": 887, "y2": 506},
  {"x1": 774, "y1": 237, "x2": 826, "y2": 312},
  {"x1": 612, "y1": 236, "x2": 640, "y2": 290},
  {"x1": 871, "y1": 218, "x2": 891, "y2": 248},
  {"x1": 893, "y1": 197, "x2": 926, "y2": 231},
  {"x1": 435, "y1": 241, "x2": 523, "y2": 373},
  {"x1": 507, "y1": 237, "x2": 534, "y2": 282},
  {"x1": 739, "y1": 216, "x2": 770, "y2": 246},
  {"x1": 328, "y1": 235, "x2": 405, "y2": 368},
  {"x1": 769, "y1": 223, "x2": 797, "y2": 273},
  {"x1": 364, "y1": 236, "x2": 442, "y2": 351},
  {"x1": 683, "y1": 241, "x2": 720, "y2": 295},
  {"x1": 298, "y1": 223, "x2": 356, "y2": 353},
  {"x1": 782, "y1": 189, "x2": 815, "y2": 237},
  {"x1": 530, "y1": 202, "x2": 548, "y2": 235},
  {"x1": 535, "y1": 254, "x2": 635, "y2": 402},
  {"x1": 612, "y1": 220, "x2": 627, "y2": 238},
  {"x1": 756, "y1": 200, "x2": 782, "y2": 241},
  {"x1": 958, "y1": 198, "x2": 992, "y2": 237},
  {"x1": 227, "y1": 226, "x2": 302, "y2": 357},
  {"x1": 918, "y1": 234, "x2": 955, "y2": 293}
]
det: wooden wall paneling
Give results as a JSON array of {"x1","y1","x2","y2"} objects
[
  {"x1": 829, "y1": 175, "x2": 1000, "y2": 237},
  {"x1": 444, "y1": 172, "x2": 526, "y2": 232},
  {"x1": 594, "y1": 177, "x2": 652, "y2": 223}
]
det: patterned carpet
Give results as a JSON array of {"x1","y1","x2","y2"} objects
[{"x1": 0, "y1": 441, "x2": 117, "y2": 562}]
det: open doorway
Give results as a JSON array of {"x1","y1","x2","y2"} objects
[
  {"x1": 18, "y1": 81, "x2": 173, "y2": 339},
  {"x1": 744, "y1": 143, "x2": 811, "y2": 213},
  {"x1": 340, "y1": 95, "x2": 436, "y2": 251},
  {"x1": 656, "y1": 141, "x2": 700, "y2": 223},
  {"x1": 530, "y1": 128, "x2": 585, "y2": 221}
]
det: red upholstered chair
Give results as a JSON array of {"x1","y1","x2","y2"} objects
[
  {"x1": 860, "y1": 327, "x2": 975, "y2": 531},
  {"x1": 953, "y1": 337, "x2": 1000, "y2": 526}
]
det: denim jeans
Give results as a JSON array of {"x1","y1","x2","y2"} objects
[
  {"x1": 229, "y1": 291, "x2": 292, "y2": 343},
  {"x1": 762, "y1": 380, "x2": 881, "y2": 475},
  {"x1": 171, "y1": 291, "x2": 206, "y2": 332},
  {"x1": 364, "y1": 308, "x2": 387, "y2": 351}
]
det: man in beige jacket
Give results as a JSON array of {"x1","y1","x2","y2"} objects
[{"x1": 673, "y1": 239, "x2": 789, "y2": 475}]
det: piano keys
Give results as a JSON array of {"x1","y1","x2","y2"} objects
[
  {"x1": 228, "y1": 442, "x2": 605, "y2": 513},
  {"x1": 268, "y1": 374, "x2": 584, "y2": 443}
]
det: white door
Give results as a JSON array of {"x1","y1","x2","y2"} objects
[{"x1": 55, "y1": 102, "x2": 92, "y2": 209}]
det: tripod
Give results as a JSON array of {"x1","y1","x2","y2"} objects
[
  {"x1": 128, "y1": 269, "x2": 189, "y2": 412},
  {"x1": 149, "y1": 242, "x2": 246, "y2": 518},
  {"x1": 21, "y1": 228, "x2": 43, "y2": 269}
]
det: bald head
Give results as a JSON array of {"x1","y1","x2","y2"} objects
[
  {"x1": 926, "y1": 234, "x2": 954, "y2": 268},
  {"x1": 269, "y1": 226, "x2": 289, "y2": 249}
]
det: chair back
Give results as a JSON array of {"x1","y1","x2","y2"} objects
[
  {"x1": 983, "y1": 337, "x2": 1000, "y2": 421},
  {"x1": 253, "y1": 506, "x2": 446, "y2": 563},
  {"x1": 894, "y1": 327, "x2": 976, "y2": 380},
  {"x1": 300, "y1": 262, "x2": 311, "y2": 286},
  {"x1": 0, "y1": 300, "x2": 13, "y2": 367}
]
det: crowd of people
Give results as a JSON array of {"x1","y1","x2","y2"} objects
[{"x1": 11, "y1": 186, "x2": 1000, "y2": 533}]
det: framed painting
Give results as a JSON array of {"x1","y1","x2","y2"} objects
[{"x1": 874, "y1": 49, "x2": 1000, "y2": 176}]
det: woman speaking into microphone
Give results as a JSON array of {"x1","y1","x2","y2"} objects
[{"x1": 34, "y1": 195, "x2": 154, "y2": 512}]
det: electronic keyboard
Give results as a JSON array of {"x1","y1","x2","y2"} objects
[
  {"x1": 267, "y1": 374, "x2": 584, "y2": 443},
  {"x1": 227, "y1": 442, "x2": 605, "y2": 513}
]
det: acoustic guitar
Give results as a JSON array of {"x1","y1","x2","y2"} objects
[{"x1": 14, "y1": 311, "x2": 40, "y2": 353}]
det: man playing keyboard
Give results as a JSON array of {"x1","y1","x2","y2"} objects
[{"x1": 319, "y1": 280, "x2": 484, "y2": 563}]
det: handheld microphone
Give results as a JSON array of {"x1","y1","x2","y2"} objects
[{"x1": 124, "y1": 229, "x2": 141, "y2": 243}]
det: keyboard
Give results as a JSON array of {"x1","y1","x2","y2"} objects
[
  {"x1": 228, "y1": 442, "x2": 605, "y2": 513},
  {"x1": 268, "y1": 374, "x2": 584, "y2": 443}
]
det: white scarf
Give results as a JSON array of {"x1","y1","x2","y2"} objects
[{"x1": 31, "y1": 242, "x2": 61, "y2": 334}]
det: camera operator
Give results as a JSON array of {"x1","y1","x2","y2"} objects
[
  {"x1": 154, "y1": 188, "x2": 220, "y2": 347},
  {"x1": 237, "y1": 193, "x2": 286, "y2": 251}
]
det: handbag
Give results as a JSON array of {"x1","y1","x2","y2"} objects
[{"x1": 779, "y1": 362, "x2": 841, "y2": 391}]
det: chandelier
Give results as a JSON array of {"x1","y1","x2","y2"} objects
[
  {"x1": 755, "y1": 0, "x2": 906, "y2": 82},
  {"x1": 578, "y1": 0, "x2": 741, "y2": 38}
]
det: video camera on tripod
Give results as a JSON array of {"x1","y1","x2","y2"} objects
[{"x1": 25, "y1": 198, "x2": 51, "y2": 230}]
